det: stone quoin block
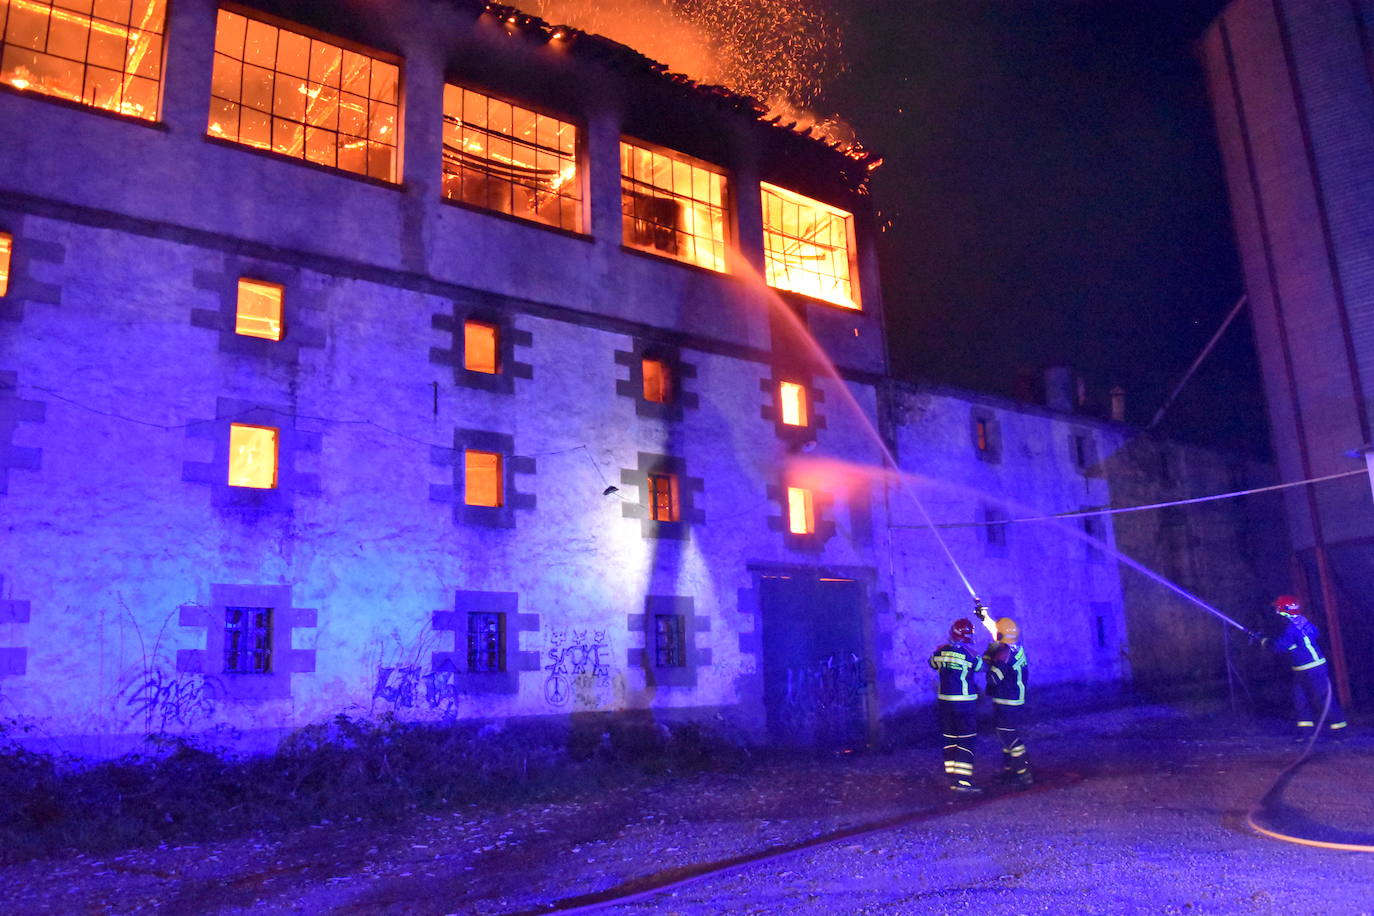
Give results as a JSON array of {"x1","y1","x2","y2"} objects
[
  {"x1": 430, "y1": 293, "x2": 534, "y2": 394},
  {"x1": 181, "y1": 396, "x2": 321, "y2": 512},
  {"x1": 0, "y1": 370, "x2": 45, "y2": 496},
  {"x1": 614, "y1": 339, "x2": 699, "y2": 421},
  {"x1": 175, "y1": 583, "x2": 317, "y2": 702},
  {"x1": 627, "y1": 595, "x2": 711, "y2": 688},
  {"x1": 429, "y1": 429, "x2": 536, "y2": 528},
  {"x1": 190, "y1": 257, "x2": 326, "y2": 362},
  {"x1": 431, "y1": 590, "x2": 541, "y2": 695},
  {"x1": 0, "y1": 224, "x2": 64, "y2": 323},
  {"x1": 619, "y1": 452, "x2": 705, "y2": 539}
]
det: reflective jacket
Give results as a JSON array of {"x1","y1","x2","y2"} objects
[
  {"x1": 929, "y1": 642, "x2": 983, "y2": 701},
  {"x1": 984, "y1": 642, "x2": 1028, "y2": 706},
  {"x1": 1269, "y1": 615, "x2": 1327, "y2": 671}
]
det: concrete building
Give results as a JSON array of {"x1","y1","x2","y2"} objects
[
  {"x1": 0, "y1": 0, "x2": 1244, "y2": 754},
  {"x1": 1201, "y1": 0, "x2": 1374, "y2": 705}
]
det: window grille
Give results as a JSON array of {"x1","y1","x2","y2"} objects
[
  {"x1": 0, "y1": 0, "x2": 167, "y2": 120},
  {"x1": 224, "y1": 606, "x2": 271, "y2": 673},
  {"x1": 442, "y1": 84, "x2": 582, "y2": 232},
  {"x1": 647, "y1": 472, "x2": 676, "y2": 522},
  {"x1": 208, "y1": 9, "x2": 399, "y2": 181},
  {"x1": 235, "y1": 278, "x2": 283, "y2": 340},
  {"x1": 761, "y1": 182, "x2": 858, "y2": 309},
  {"x1": 654, "y1": 613, "x2": 686, "y2": 668},
  {"x1": 464, "y1": 320, "x2": 499, "y2": 374},
  {"x1": 465, "y1": 449, "x2": 503, "y2": 507},
  {"x1": 620, "y1": 140, "x2": 728, "y2": 272},
  {"x1": 642, "y1": 358, "x2": 671, "y2": 404},
  {"x1": 467, "y1": 611, "x2": 505, "y2": 673},
  {"x1": 228, "y1": 424, "x2": 278, "y2": 489}
]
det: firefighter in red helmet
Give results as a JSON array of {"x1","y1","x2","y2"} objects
[
  {"x1": 1255, "y1": 595, "x2": 1348, "y2": 735},
  {"x1": 929, "y1": 616, "x2": 985, "y2": 792}
]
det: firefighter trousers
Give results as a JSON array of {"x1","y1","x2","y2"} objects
[{"x1": 937, "y1": 699, "x2": 978, "y2": 787}]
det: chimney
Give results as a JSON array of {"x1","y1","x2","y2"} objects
[
  {"x1": 1110, "y1": 386, "x2": 1126, "y2": 422},
  {"x1": 1044, "y1": 366, "x2": 1073, "y2": 412}
]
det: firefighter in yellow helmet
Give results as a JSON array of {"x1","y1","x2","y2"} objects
[{"x1": 980, "y1": 606, "x2": 1031, "y2": 786}]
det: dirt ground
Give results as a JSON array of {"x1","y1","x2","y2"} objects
[{"x1": 2, "y1": 702, "x2": 1370, "y2": 915}]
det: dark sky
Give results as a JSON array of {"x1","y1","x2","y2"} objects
[{"x1": 821, "y1": 0, "x2": 1268, "y2": 456}]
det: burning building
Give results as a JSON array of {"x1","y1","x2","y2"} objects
[{"x1": 0, "y1": 0, "x2": 1177, "y2": 753}]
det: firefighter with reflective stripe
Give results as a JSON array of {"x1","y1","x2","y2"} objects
[
  {"x1": 929, "y1": 617, "x2": 984, "y2": 793},
  {"x1": 1257, "y1": 595, "x2": 1348, "y2": 734},
  {"x1": 983, "y1": 615, "x2": 1032, "y2": 785}
]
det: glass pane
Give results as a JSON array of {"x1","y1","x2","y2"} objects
[
  {"x1": 465, "y1": 451, "x2": 502, "y2": 507},
  {"x1": 242, "y1": 18, "x2": 276, "y2": 68},
  {"x1": 228, "y1": 424, "x2": 279, "y2": 489},
  {"x1": 235, "y1": 278, "x2": 283, "y2": 340},
  {"x1": 276, "y1": 28, "x2": 307, "y2": 77},
  {"x1": 214, "y1": 10, "x2": 246, "y2": 57}
]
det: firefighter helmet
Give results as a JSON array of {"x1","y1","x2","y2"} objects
[
  {"x1": 950, "y1": 618, "x2": 976, "y2": 643},
  {"x1": 996, "y1": 617, "x2": 1020, "y2": 643},
  {"x1": 1271, "y1": 594, "x2": 1302, "y2": 615}
]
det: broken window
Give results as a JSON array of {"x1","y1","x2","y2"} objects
[
  {"x1": 0, "y1": 232, "x2": 9, "y2": 296},
  {"x1": 647, "y1": 472, "x2": 677, "y2": 522},
  {"x1": 620, "y1": 139, "x2": 728, "y2": 273},
  {"x1": 464, "y1": 449, "x2": 503, "y2": 507},
  {"x1": 0, "y1": 0, "x2": 166, "y2": 120},
  {"x1": 642, "y1": 357, "x2": 671, "y2": 404},
  {"x1": 441, "y1": 84, "x2": 582, "y2": 233},
  {"x1": 466, "y1": 611, "x2": 505, "y2": 674},
  {"x1": 235, "y1": 278, "x2": 283, "y2": 340},
  {"x1": 779, "y1": 381, "x2": 808, "y2": 427},
  {"x1": 228, "y1": 423, "x2": 278, "y2": 489},
  {"x1": 787, "y1": 486, "x2": 814, "y2": 535},
  {"x1": 208, "y1": 9, "x2": 399, "y2": 181},
  {"x1": 464, "y1": 320, "x2": 499, "y2": 374},
  {"x1": 224, "y1": 606, "x2": 271, "y2": 673},
  {"x1": 761, "y1": 183, "x2": 858, "y2": 309},
  {"x1": 654, "y1": 613, "x2": 686, "y2": 668}
]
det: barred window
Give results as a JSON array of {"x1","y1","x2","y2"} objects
[
  {"x1": 786, "y1": 486, "x2": 814, "y2": 535},
  {"x1": 465, "y1": 449, "x2": 502, "y2": 507},
  {"x1": 620, "y1": 139, "x2": 728, "y2": 273},
  {"x1": 208, "y1": 9, "x2": 399, "y2": 181},
  {"x1": 642, "y1": 357, "x2": 671, "y2": 404},
  {"x1": 235, "y1": 278, "x2": 283, "y2": 341},
  {"x1": 653, "y1": 613, "x2": 685, "y2": 668},
  {"x1": 224, "y1": 606, "x2": 271, "y2": 674},
  {"x1": 647, "y1": 472, "x2": 677, "y2": 522},
  {"x1": 442, "y1": 84, "x2": 582, "y2": 232},
  {"x1": 761, "y1": 182, "x2": 858, "y2": 309},
  {"x1": 463, "y1": 320, "x2": 498, "y2": 374},
  {"x1": 779, "y1": 381, "x2": 807, "y2": 427},
  {"x1": 228, "y1": 423, "x2": 278, "y2": 489},
  {"x1": 0, "y1": 0, "x2": 166, "y2": 120},
  {"x1": 466, "y1": 611, "x2": 505, "y2": 674},
  {"x1": 0, "y1": 232, "x2": 10, "y2": 297}
]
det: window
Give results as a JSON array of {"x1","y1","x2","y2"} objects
[
  {"x1": 761, "y1": 182, "x2": 858, "y2": 309},
  {"x1": 441, "y1": 84, "x2": 582, "y2": 232},
  {"x1": 975, "y1": 418, "x2": 989, "y2": 452},
  {"x1": 779, "y1": 381, "x2": 808, "y2": 427},
  {"x1": 235, "y1": 278, "x2": 283, "y2": 340},
  {"x1": 620, "y1": 139, "x2": 728, "y2": 272},
  {"x1": 464, "y1": 320, "x2": 499, "y2": 374},
  {"x1": 654, "y1": 613, "x2": 686, "y2": 668},
  {"x1": 466, "y1": 611, "x2": 505, "y2": 674},
  {"x1": 0, "y1": 232, "x2": 9, "y2": 296},
  {"x1": 1072, "y1": 434, "x2": 1093, "y2": 470},
  {"x1": 208, "y1": 9, "x2": 399, "y2": 181},
  {"x1": 787, "y1": 486, "x2": 814, "y2": 535},
  {"x1": 647, "y1": 472, "x2": 677, "y2": 522},
  {"x1": 224, "y1": 606, "x2": 271, "y2": 673},
  {"x1": 0, "y1": 0, "x2": 166, "y2": 120},
  {"x1": 465, "y1": 449, "x2": 502, "y2": 507},
  {"x1": 228, "y1": 423, "x2": 278, "y2": 489},
  {"x1": 642, "y1": 357, "x2": 671, "y2": 404},
  {"x1": 985, "y1": 507, "x2": 1008, "y2": 547}
]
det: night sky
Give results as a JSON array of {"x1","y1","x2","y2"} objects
[{"x1": 820, "y1": 0, "x2": 1267, "y2": 455}]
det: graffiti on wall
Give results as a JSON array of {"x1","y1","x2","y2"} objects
[
  {"x1": 543, "y1": 629, "x2": 613, "y2": 708},
  {"x1": 119, "y1": 667, "x2": 220, "y2": 733},
  {"x1": 372, "y1": 659, "x2": 460, "y2": 717},
  {"x1": 778, "y1": 653, "x2": 871, "y2": 748}
]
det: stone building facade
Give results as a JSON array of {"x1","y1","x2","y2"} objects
[{"x1": 0, "y1": 0, "x2": 1248, "y2": 754}]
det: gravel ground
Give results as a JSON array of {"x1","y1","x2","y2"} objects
[{"x1": 2, "y1": 703, "x2": 1370, "y2": 915}]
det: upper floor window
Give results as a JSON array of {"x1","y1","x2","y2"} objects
[
  {"x1": 464, "y1": 320, "x2": 499, "y2": 374},
  {"x1": 761, "y1": 182, "x2": 858, "y2": 309},
  {"x1": 224, "y1": 605, "x2": 271, "y2": 673},
  {"x1": 786, "y1": 486, "x2": 814, "y2": 535},
  {"x1": 0, "y1": 232, "x2": 10, "y2": 297},
  {"x1": 1, "y1": 0, "x2": 166, "y2": 120},
  {"x1": 228, "y1": 423, "x2": 278, "y2": 489},
  {"x1": 465, "y1": 449, "x2": 503, "y2": 507},
  {"x1": 235, "y1": 278, "x2": 283, "y2": 340},
  {"x1": 209, "y1": 9, "x2": 399, "y2": 181},
  {"x1": 647, "y1": 472, "x2": 678, "y2": 522},
  {"x1": 779, "y1": 381, "x2": 808, "y2": 427},
  {"x1": 642, "y1": 357, "x2": 671, "y2": 404},
  {"x1": 620, "y1": 139, "x2": 728, "y2": 273},
  {"x1": 441, "y1": 84, "x2": 582, "y2": 233}
]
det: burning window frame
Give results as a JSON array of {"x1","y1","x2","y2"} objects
[
  {"x1": 619, "y1": 138, "x2": 731, "y2": 273},
  {"x1": 0, "y1": 0, "x2": 167, "y2": 121},
  {"x1": 207, "y1": 7, "x2": 401, "y2": 182},
  {"x1": 760, "y1": 181, "x2": 860, "y2": 310},
  {"x1": 441, "y1": 81, "x2": 584, "y2": 234}
]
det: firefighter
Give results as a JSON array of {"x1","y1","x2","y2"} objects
[
  {"x1": 983, "y1": 615, "x2": 1032, "y2": 785},
  {"x1": 929, "y1": 617, "x2": 984, "y2": 793},
  {"x1": 1255, "y1": 595, "x2": 1348, "y2": 735}
]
